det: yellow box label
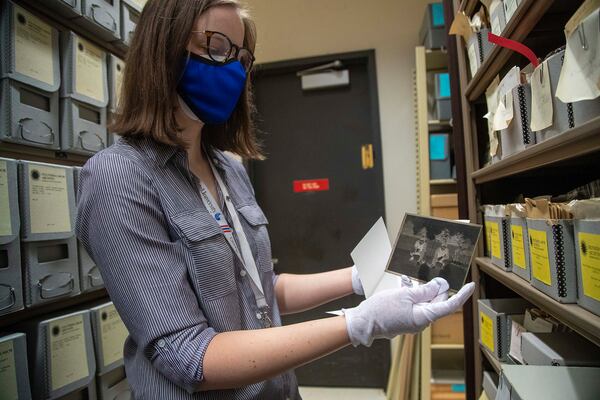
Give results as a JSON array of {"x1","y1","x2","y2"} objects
[
  {"x1": 530, "y1": 228, "x2": 552, "y2": 286},
  {"x1": 0, "y1": 161, "x2": 12, "y2": 236},
  {"x1": 579, "y1": 232, "x2": 600, "y2": 302},
  {"x1": 99, "y1": 304, "x2": 129, "y2": 367},
  {"x1": 489, "y1": 221, "x2": 501, "y2": 259},
  {"x1": 49, "y1": 314, "x2": 89, "y2": 391},
  {"x1": 75, "y1": 36, "x2": 105, "y2": 103},
  {"x1": 0, "y1": 339, "x2": 18, "y2": 400},
  {"x1": 13, "y1": 5, "x2": 55, "y2": 86},
  {"x1": 480, "y1": 311, "x2": 495, "y2": 353},
  {"x1": 511, "y1": 224, "x2": 526, "y2": 269},
  {"x1": 28, "y1": 164, "x2": 71, "y2": 234}
]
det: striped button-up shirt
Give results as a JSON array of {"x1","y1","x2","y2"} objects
[{"x1": 76, "y1": 137, "x2": 300, "y2": 399}]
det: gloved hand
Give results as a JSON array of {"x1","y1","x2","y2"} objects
[
  {"x1": 343, "y1": 278, "x2": 475, "y2": 347},
  {"x1": 351, "y1": 265, "x2": 365, "y2": 296}
]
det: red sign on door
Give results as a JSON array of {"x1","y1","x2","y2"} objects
[{"x1": 293, "y1": 179, "x2": 330, "y2": 193}]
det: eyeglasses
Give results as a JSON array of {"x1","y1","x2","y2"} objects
[{"x1": 190, "y1": 30, "x2": 255, "y2": 72}]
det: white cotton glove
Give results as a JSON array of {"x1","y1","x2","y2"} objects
[
  {"x1": 351, "y1": 265, "x2": 365, "y2": 296},
  {"x1": 343, "y1": 278, "x2": 475, "y2": 347}
]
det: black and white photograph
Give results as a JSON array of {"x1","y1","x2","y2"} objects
[{"x1": 386, "y1": 214, "x2": 482, "y2": 291}]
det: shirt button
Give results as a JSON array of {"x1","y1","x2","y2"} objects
[
  {"x1": 256, "y1": 312, "x2": 262, "y2": 320},
  {"x1": 240, "y1": 270, "x2": 247, "y2": 277},
  {"x1": 157, "y1": 339, "x2": 166, "y2": 348}
]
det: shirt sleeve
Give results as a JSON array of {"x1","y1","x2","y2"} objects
[{"x1": 76, "y1": 153, "x2": 217, "y2": 393}]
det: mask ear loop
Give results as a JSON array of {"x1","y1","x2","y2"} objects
[{"x1": 176, "y1": 50, "x2": 201, "y2": 122}]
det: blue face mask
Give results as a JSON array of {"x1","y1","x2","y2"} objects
[{"x1": 177, "y1": 53, "x2": 247, "y2": 125}]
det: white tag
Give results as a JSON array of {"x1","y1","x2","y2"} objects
[
  {"x1": 491, "y1": 15, "x2": 502, "y2": 36},
  {"x1": 530, "y1": 61, "x2": 553, "y2": 131},
  {"x1": 493, "y1": 91, "x2": 513, "y2": 131},
  {"x1": 498, "y1": 66, "x2": 521, "y2": 99},
  {"x1": 556, "y1": 9, "x2": 600, "y2": 102},
  {"x1": 504, "y1": 0, "x2": 520, "y2": 22}
]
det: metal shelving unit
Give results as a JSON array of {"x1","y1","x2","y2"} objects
[
  {"x1": 0, "y1": 0, "x2": 129, "y2": 329},
  {"x1": 448, "y1": 0, "x2": 599, "y2": 398}
]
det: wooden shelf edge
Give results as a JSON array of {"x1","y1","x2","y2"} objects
[
  {"x1": 0, "y1": 289, "x2": 109, "y2": 329},
  {"x1": 476, "y1": 257, "x2": 600, "y2": 347},
  {"x1": 464, "y1": 0, "x2": 554, "y2": 101},
  {"x1": 432, "y1": 343, "x2": 465, "y2": 350},
  {"x1": 471, "y1": 116, "x2": 600, "y2": 184},
  {"x1": 430, "y1": 179, "x2": 458, "y2": 185},
  {"x1": 0, "y1": 142, "x2": 91, "y2": 166},
  {"x1": 480, "y1": 345, "x2": 502, "y2": 374}
]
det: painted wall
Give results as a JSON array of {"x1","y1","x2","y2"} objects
[{"x1": 243, "y1": 0, "x2": 432, "y2": 235}]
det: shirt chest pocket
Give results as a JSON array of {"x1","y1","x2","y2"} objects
[
  {"x1": 237, "y1": 204, "x2": 273, "y2": 273},
  {"x1": 171, "y1": 209, "x2": 237, "y2": 301}
]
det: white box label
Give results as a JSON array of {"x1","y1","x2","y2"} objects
[
  {"x1": 49, "y1": 314, "x2": 89, "y2": 391},
  {"x1": 75, "y1": 36, "x2": 106, "y2": 103},
  {"x1": 13, "y1": 6, "x2": 55, "y2": 86},
  {"x1": 100, "y1": 304, "x2": 129, "y2": 367},
  {"x1": 0, "y1": 340, "x2": 19, "y2": 400},
  {"x1": 28, "y1": 164, "x2": 71, "y2": 234}
]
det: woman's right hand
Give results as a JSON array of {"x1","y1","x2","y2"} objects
[{"x1": 343, "y1": 278, "x2": 475, "y2": 347}]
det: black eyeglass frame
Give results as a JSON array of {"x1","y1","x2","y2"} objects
[{"x1": 190, "y1": 30, "x2": 256, "y2": 72}]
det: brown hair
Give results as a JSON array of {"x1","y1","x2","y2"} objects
[{"x1": 112, "y1": 0, "x2": 263, "y2": 159}]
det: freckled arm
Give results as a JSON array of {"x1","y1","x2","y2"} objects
[{"x1": 200, "y1": 316, "x2": 350, "y2": 390}]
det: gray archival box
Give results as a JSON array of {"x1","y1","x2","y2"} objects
[{"x1": 0, "y1": 157, "x2": 24, "y2": 316}]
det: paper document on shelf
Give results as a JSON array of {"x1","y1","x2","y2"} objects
[
  {"x1": 509, "y1": 316, "x2": 526, "y2": 364},
  {"x1": 530, "y1": 60, "x2": 553, "y2": 131},
  {"x1": 556, "y1": 8, "x2": 600, "y2": 102}
]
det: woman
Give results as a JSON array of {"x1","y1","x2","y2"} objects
[{"x1": 76, "y1": 1, "x2": 474, "y2": 398}]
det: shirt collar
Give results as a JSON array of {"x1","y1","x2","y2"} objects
[{"x1": 135, "y1": 137, "x2": 180, "y2": 167}]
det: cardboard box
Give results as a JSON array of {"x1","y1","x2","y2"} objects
[
  {"x1": 0, "y1": 333, "x2": 32, "y2": 399},
  {"x1": 478, "y1": 298, "x2": 529, "y2": 362},
  {"x1": 0, "y1": 157, "x2": 24, "y2": 316},
  {"x1": 521, "y1": 332, "x2": 600, "y2": 367},
  {"x1": 574, "y1": 219, "x2": 600, "y2": 316},
  {"x1": 500, "y1": 84, "x2": 536, "y2": 158},
  {"x1": 527, "y1": 219, "x2": 577, "y2": 304},
  {"x1": 432, "y1": 311, "x2": 464, "y2": 344},
  {"x1": 60, "y1": 97, "x2": 108, "y2": 155},
  {"x1": 19, "y1": 310, "x2": 97, "y2": 399},
  {"x1": 0, "y1": 2, "x2": 61, "y2": 92},
  {"x1": 484, "y1": 215, "x2": 512, "y2": 271},
  {"x1": 431, "y1": 193, "x2": 459, "y2": 220},
  {"x1": 79, "y1": 0, "x2": 121, "y2": 42},
  {"x1": 482, "y1": 371, "x2": 499, "y2": 400},
  {"x1": 97, "y1": 366, "x2": 130, "y2": 400},
  {"x1": 419, "y1": 2, "x2": 446, "y2": 49},
  {"x1": 0, "y1": 78, "x2": 61, "y2": 150},
  {"x1": 429, "y1": 134, "x2": 452, "y2": 180}
]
